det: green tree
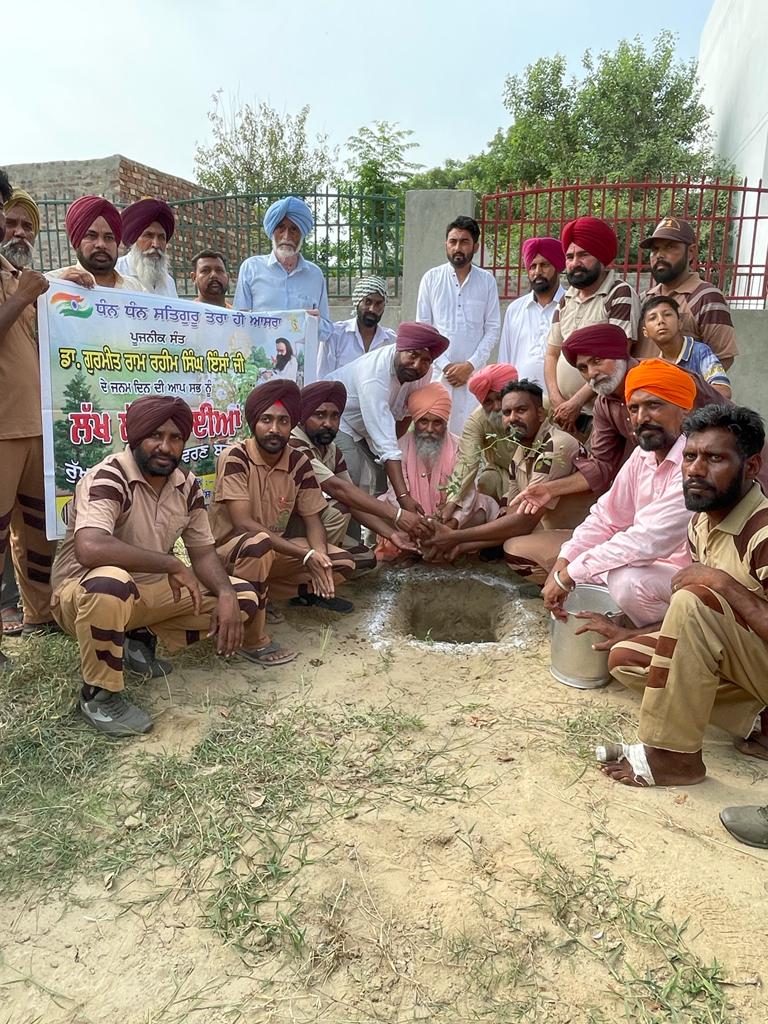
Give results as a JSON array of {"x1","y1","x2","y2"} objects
[
  {"x1": 194, "y1": 92, "x2": 338, "y2": 194},
  {"x1": 53, "y1": 372, "x2": 109, "y2": 491}
]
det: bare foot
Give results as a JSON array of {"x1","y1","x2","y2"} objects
[
  {"x1": 599, "y1": 746, "x2": 706, "y2": 787},
  {"x1": 734, "y1": 732, "x2": 768, "y2": 761}
]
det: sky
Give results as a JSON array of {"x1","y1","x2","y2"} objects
[{"x1": 4, "y1": 0, "x2": 714, "y2": 183}]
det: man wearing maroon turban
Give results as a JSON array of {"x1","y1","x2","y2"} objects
[
  {"x1": 289, "y1": 381, "x2": 429, "y2": 564},
  {"x1": 49, "y1": 195, "x2": 144, "y2": 291},
  {"x1": 323, "y1": 322, "x2": 449, "y2": 519},
  {"x1": 544, "y1": 216, "x2": 641, "y2": 438},
  {"x1": 50, "y1": 395, "x2": 262, "y2": 737},
  {"x1": 498, "y1": 237, "x2": 565, "y2": 390},
  {"x1": 116, "y1": 198, "x2": 178, "y2": 296},
  {"x1": 210, "y1": 381, "x2": 357, "y2": 661}
]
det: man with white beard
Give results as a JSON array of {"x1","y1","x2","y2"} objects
[
  {"x1": 233, "y1": 196, "x2": 331, "y2": 341},
  {"x1": 1, "y1": 189, "x2": 40, "y2": 270},
  {"x1": 116, "y1": 198, "x2": 177, "y2": 296}
]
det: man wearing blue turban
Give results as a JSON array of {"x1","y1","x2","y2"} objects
[{"x1": 233, "y1": 196, "x2": 331, "y2": 340}]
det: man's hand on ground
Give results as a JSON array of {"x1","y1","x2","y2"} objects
[
  {"x1": 167, "y1": 561, "x2": 203, "y2": 614},
  {"x1": 208, "y1": 590, "x2": 244, "y2": 656},
  {"x1": 390, "y1": 530, "x2": 420, "y2": 554}
]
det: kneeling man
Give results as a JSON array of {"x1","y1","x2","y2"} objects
[
  {"x1": 51, "y1": 397, "x2": 261, "y2": 737},
  {"x1": 542, "y1": 360, "x2": 694, "y2": 628},
  {"x1": 600, "y1": 405, "x2": 768, "y2": 787}
]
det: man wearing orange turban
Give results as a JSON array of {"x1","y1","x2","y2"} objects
[
  {"x1": 49, "y1": 195, "x2": 144, "y2": 291},
  {"x1": 540, "y1": 359, "x2": 695, "y2": 630},
  {"x1": 544, "y1": 216, "x2": 642, "y2": 439}
]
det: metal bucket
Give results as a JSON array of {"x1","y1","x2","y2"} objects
[{"x1": 549, "y1": 584, "x2": 623, "y2": 689}]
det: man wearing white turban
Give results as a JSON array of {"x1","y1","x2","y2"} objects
[{"x1": 233, "y1": 196, "x2": 331, "y2": 340}]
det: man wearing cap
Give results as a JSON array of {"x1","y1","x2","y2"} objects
[
  {"x1": 290, "y1": 381, "x2": 426, "y2": 561},
  {"x1": 325, "y1": 322, "x2": 449, "y2": 513},
  {"x1": 540, "y1": 360, "x2": 695, "y2": 628},
  {"x1": 211, "y1": 381, "x2": 356, "y2": 659},
  {"x1": 2, "y1": 188, "x2": 40, "y2": 270},
  {"x1": 0, "y1": 178, "x2": 57, "y2": 665},
  {"x1": 641, "y1": 216, "x2": 737, "y2": 368},
  {"x1": 437, "y1": 363, "x2": 520, "y2": 525},
  {"x1": 50, "y1": 396, "x2": 262, "y2": 736},
  {"x1": 498, "y1": 237, "x2": 566, "y2": 389},
  {"x1": 416, "y1": 216, "x2": 501, "y2": 434},
  {"x1": 191, "y1": 250, "x2": 231, "y2": 308},
  {"x1": 50, "y1": 196, "x2": 143, "y2": 291},
  {"x1": 545, "y1": 217, "x2": 641, "y2": 435},
  {"x1": 116, "y1": 198, "x2": 177, "y2": 296},
  {"x1": 425, "y1": 380, "x2": 590, "y2": 564},
  {"x1": 233, "y1": 196, "x2": 331, "y2": 340},
  {"x1": 317, "y1": 275, "x2": 395, "y2": 379}
]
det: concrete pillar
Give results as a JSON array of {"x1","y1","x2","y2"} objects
[
  {"x1": 726, "y1": 310, "x2": 768, "y2": 417},
  {"x1": 401, "y1": 189, "x2": 476, "y2": 320}
]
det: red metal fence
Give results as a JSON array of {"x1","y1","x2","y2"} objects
[{"x1": 481, "y1": 178, "x2": 768, "y2": 307}]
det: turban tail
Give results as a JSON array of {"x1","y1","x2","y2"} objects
[
  {"x1": 561, "y1": 216, "x2": 618, "y2": 267},
  {"x1": 245, "y1": 380, "x2": 302, "y2": 430},
  {"x1": 121, "y1": 198, "x2": 175, "y2": 245},
  {"x1": 406, "y1": 382, "x2": 452, "y2": 422},
  {"x1": 396, "y1": 321, "x2": 449, "y2": 358},
  {"x1": 125, "y1": 396, "x2": 193, "y2": 448},
  {"x1": 66, "y1": 196, "x2": 122, "y2": 248},
  {"x1": 5, "y1": 189, "x2": 40, "y2": 236},
  {"x1": 300, "y1": 381, "x2": 347, "y2": 422},
  {"x1": 561, "y1": 323, "x2": 630, "y2": 366},
  {"x1": 467, "y1": 363, "x2": 519, "y2": 404},
  {"x1": 263, "y1": 197, "x2": 314, "y2": 239},
  {"x1": 521, "y1": 236, "x2": 565, "y2": 274},
  {"x1": 624, "y1": 359, "x2": 696, "y2": 410}
]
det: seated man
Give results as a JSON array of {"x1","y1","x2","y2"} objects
[
  {"x1": 640, "y1": 294, "x2": 730, "y2": 397},
  {"x1": 290, "y1": 381, "x2": 427, "y2": 564},
  {"x1": 376, "y1": 383, "x2": 496, "y2": 560},
  {"x1": 542, "y1": 360, "x2": 695, "y2": 629},
  {"x1": 210, "y1": 381, "x2": 356, "y2": 663},
  {"x1": 51, "y1": 397, "x2": 261, "y2": 737},
  {"x1": 597, "y1": 405, "x2": 768, "y2": 788},
  {"x1": 438, "y1": 363, "x2": 520, "y2": 523},
  {"x1": 424, "y1": 380, "x2": 589, "y2": 564}
]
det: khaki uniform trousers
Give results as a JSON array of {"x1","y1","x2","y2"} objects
[
  {"x1": 0, "y1": 437, "x2": 57, "y2": 636},
  {"x1": 503, "y1": 530, "x2": 572, "y2": 586},
  {"x1": 285, "y1": 503, "x2": 377, "y2": 574},
  {"x1": 608, "y1": 584, "x2": 768, "y2": 753},
  {"x1": 53, "y1": 567, "x2": 261, "y2": 692},
  {"x1": 216, "y1": 531, "x2": 355, "y2": 646}
]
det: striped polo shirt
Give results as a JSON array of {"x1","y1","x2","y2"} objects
[
  {"x1": 210, "y1": 437, "x2": 326, "y2": 543},
  {"x1": 289, "y1": 425, "x2": 352, "y2": 487},
  {"x1": 689, "y1": 482, "x2": 768, "y2": 597},
  {"x1": 644, "y1": 272, "x2": 737, "y2": 362}
]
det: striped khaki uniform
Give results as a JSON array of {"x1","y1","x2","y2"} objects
[
  {"x1": 643, "y1": 273, "x2": 737, "y2": 363},
  {"x1": 51, "y1": 450, "x2": 261, "y2": 692},
  {"x1": 608, "y1": 483, "x2": 768, "y2": 752}
]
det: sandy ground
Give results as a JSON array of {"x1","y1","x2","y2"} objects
[{"x1": 1, "y1": 564, "x2": 768, "y2": 1023}]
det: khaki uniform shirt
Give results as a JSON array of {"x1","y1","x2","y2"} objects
[
  {"x1": 450, "y1": 404, "x2": 519, "y2": 505},
  {"x1": 210, "y1": 438, "x2": 326, "y2": 543},
  {"x1": 502, "y1": 420, "x2": 593, "y2": 530},
  {"x1": 289, "y1": 425, "x2": 352, "y2": 488},
  {"x1": 689, "y1": 483, "x2": 768, "y2": 597},
  {"x1": 643, "y1": 272, "x2": 738, "y2": 361},
  {"x1": 0, "y1": 254, "x2": 43, "y2": 438},
  {"x1": 51, "y1": 449, "x2": 214, "y2": 595},
  {"x1": 548, "y1": 269, "x2": 641, "y2": 407}
]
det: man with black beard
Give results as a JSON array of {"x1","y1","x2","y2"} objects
[
  {"x1": 51, "y1": 196, "x2": 143, "y2": 291},
  {"x1": 417, "y1": 216, "x2": 500, "y2": 433},
  {"x1": 594, "y1": 405, "x2": 768, "y2": 792},
  {"x1": 191, "y1": 250, "x2": 231, "y2": 307},
  {"x1": 1, "y1": 189, "x2": 40, "y2": 270},
  {"x1": 317, "y1": 276, "x2": 395, "y2": 378},
  {"x1": 498, "y1": 237, "x2": 566, "y2": 389},
  {"x1": 50, "y1": 396, "x2": 258, "y2": 736},
  {"x1": 117, "y1": 198, "x2": 177, "y2": 296},
  {"x1": 641, "y1": 217, "x2": 737, "y2": 369},
  {"x1": 541, "y1": 360, "x2": 695, "y2": 629}
]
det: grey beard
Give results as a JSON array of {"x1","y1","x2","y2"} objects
[
  {"x1": 486, "y1": 410, "x2": 504, "y2": 432},
  {"x1": 0, "y1": 238, "x2": 34, "y2": 269},
  {"x1": 590, "y1": 359, "x2": 628, "y2": 397},
  {"x1": 130, "y1": 243, "x2": 170, "y2": 291},
  {"x1": 273, "y1": 239, "x2": 303, "y2": 265},
  {"x1": 414, "y1": 432, "x2": 445, "y2": 468}
]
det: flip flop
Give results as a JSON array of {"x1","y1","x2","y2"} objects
[
  {"x1": 239, "y1": 642, "x2": 297, "y2": 667},
  {"x1": 288, "y1": 593, "x2": 354, "y2": 614},
  {"x1": 1, "y1": 606, "x2": 23, "y2": 636}
]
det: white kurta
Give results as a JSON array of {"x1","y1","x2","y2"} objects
[
  {"x1": 416, "y1": 262, "x2": 500, "y2": 433},
  {"x1": 498, "y1": 285, "x2": 565, "y2": 390},
  {"x1": 316, "y1": 317, "x2": 395, "y2": 379},
  {"x1": 115, "y1": 254, "x2": 178, "y2": 297},
  {"x1": 325, "y1": 343, "x2": 430, "y2": 463}
]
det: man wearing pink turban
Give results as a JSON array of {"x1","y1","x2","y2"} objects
[
  {"x1": 49, "y1": 196, "x2": 144, "y2": 291},
  {"x1": 544, "y1": 216, "x2": 640, "y2": 438},
  {"x1": 376, "y1": 383, "x2": 497, "y2": 561},
  {"x1": 438, "y1": 363, "x2": 520, "y2": 525},
  {"x1": 498, "y1": 237, "x2": 565, "y2": 389}
]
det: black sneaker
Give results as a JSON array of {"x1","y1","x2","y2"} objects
[
  {"x1": 289, "y1": 592, "x2": 354, "y2": 613},
  {"x1": 124, "y1": 629, "x2": 173, "y2": 678},
  {"x1": 79, "y1": 688, "x2": 152, "y2": 737}
]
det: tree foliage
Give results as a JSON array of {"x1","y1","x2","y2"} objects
[
  {"x1": 409, "y1": 33, "x2": 732, "y2": 195},
  {"x1": 194, "y1": 92, "x2": 338, "y2": 194}
]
